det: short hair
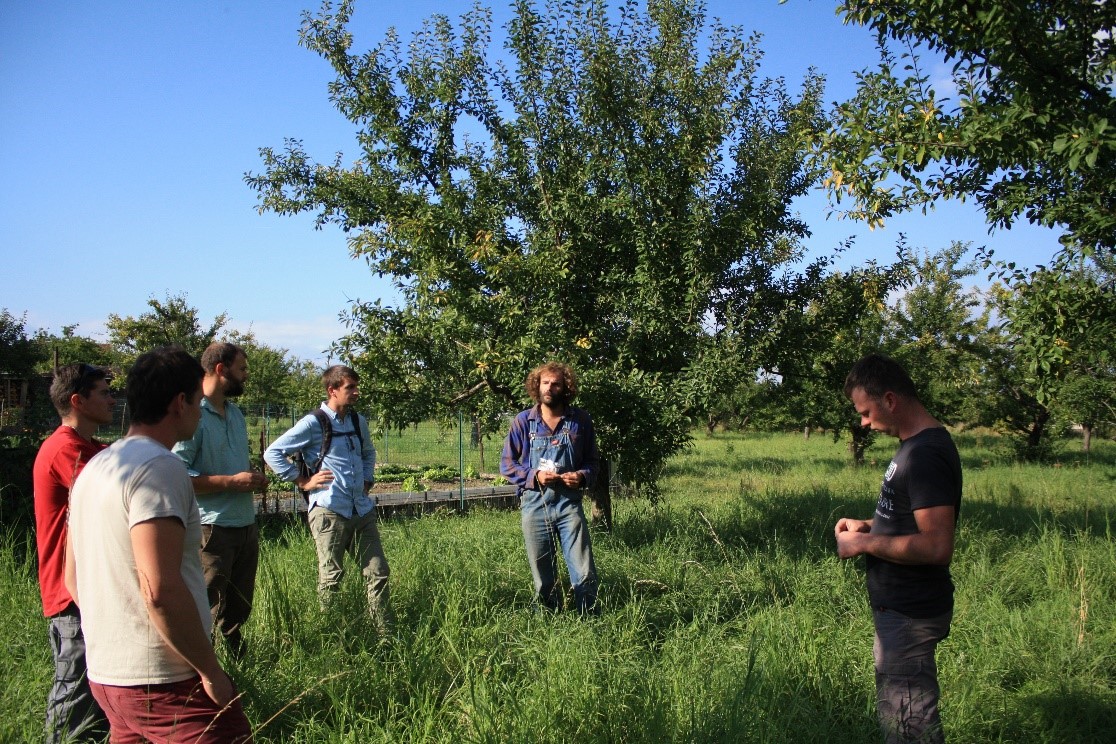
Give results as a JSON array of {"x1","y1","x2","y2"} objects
[
  {"x1": 525, "y1": 362, "x2": 578, "y2": 404},
  {"x1": 126, "y1": 346, "x2": 204, "y2": 425},
  {"x1": 322, "y1": 364, "x2": 359, "y2": 391},
  {"x1": 200, "y1": 342, "x2": 245, "y2": 374},
  {"x1": 49, "y1": 364, "x2": 110, "y2": 416},
  {"x1": 844, "y1": 353, "x2": 919, "y2": 401}
]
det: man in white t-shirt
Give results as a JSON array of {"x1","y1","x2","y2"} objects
[{"x1": 66, "y1": 346, "x2": 253, "y2": 743}]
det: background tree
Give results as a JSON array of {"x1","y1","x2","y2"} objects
[
  {"x1": 31, "y1": 325, "x2": 114, "y2": 372},
  {"x1": 0, "y1": 309, "x2": 45, "y2": 376},
  {"x1": 248, "y1": 0, "x2": 828, "y2": 499},
  {"x1": 0, "y1": 310, "x2": 47, "y2": 528},
  {"x1": 1054, "y1": 372, "x2": 1116, "y2": 453},
  {"x1": 884, "y1": 242, "x2": 993, "y2": 426},
  {"x1": 816, "y1": 0, "x2": 1116, "y2": 253},
  {"x1": 105, "y1": 293, "x2": 228, "y2": 366},
  {"x1": 224, "y1": 329, "x2": 322, "y2": 411},
  {"x1": 975, "y1": 257, "x2": 1116, "y2": 460},
  {"x1": 765, "y1": 259, "x2": 904, "y2": 464}
]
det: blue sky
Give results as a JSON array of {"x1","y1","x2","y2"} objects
[{"x1": 2, "y1": 1, "x2": 1065, "y2": 364}]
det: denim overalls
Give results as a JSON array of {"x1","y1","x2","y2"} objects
[{"x1": 520, "y1": 416, "x2": 599, "y2": 613}]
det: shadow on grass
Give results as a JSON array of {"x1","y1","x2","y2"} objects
[
  {"x1": 1001, "y1": 688, "x2": 1116, "y2": 744},
  {"x1": 611, "y1": 484, "x2": 1113, "y2": 566}
]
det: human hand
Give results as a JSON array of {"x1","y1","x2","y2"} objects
[
  {"x1": 199, "y1": 669, "x2": 235, "y2": 707},
  {"x1": 230, "y1": 471, "x2": 269, "y2": 493},
  {"x1": 559, "y1": 471, "x2": 583, "y2": 488},
  {"x1": 835, "y1": 529, "x2": 867, "y2": 560},
  {"x1": 302, "y1": 469, "x2": 335, "y2": 491},
  {"x1": 834, "y1": 518, "x2": 870, "y2": 538},
  {"x1": 536, "y1": 469, "x2": 563, "y2": 488}
]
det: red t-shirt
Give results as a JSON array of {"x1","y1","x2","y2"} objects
[{"x1": 33, "y1": 426, "x2": 107, "y2": 616}]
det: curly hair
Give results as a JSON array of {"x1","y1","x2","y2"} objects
[{"x1": 525, "y1": 362, "x2": 578, "y2": 405}]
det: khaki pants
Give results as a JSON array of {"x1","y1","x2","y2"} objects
[{"x1": 308, "y1": 507, "x2": 391, "y2": 620}]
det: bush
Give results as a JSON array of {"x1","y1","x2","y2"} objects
[
  {"x1": 401, "y1": 475, "x2": 423, "y2": 492},
  {"x1": 422, "y1": 466, "x2": 458, "y2": 482}
]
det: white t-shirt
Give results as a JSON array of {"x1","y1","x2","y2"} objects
[{"x1": 69, "y1": 435, "x2": 210, "y2": 686}]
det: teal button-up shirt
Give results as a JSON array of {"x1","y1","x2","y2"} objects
[{"x1": 172, "y1": 398, "x2": 256, "y2": 527}]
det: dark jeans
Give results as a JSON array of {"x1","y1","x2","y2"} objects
[
  {"x1": 199, "y1": 523, "x2": 259, "y2": 659},
  {"x1": 45, "y1": 605, "x2": 108, "y2": 743},
  {"x1": 873, "y1": 607, "x2": 952, "y2": 744}
]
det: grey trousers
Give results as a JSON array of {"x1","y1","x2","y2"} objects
[
  {"x1": 45, "y1": 606, "x2": 108, "y2": 743},
  {"x1": 872, "y1": 607, "x2": 952, "y2": 744}
]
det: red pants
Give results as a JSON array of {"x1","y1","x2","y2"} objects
[{"x1": 90, "y1": 676, "x2": 252, "y2": 743}]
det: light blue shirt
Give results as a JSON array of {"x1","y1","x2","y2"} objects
[
  {"x1": 263, "y1": 403, "x2": 376, "y2": 518},
  {"x1": 172, "y1": 398, "x2": 256, "y2": 527}
]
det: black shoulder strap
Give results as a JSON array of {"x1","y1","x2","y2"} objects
[
  {"x1": 353, "y1": 413, "x2": 365, "y2": 450},
  {"x1": 310, "y1": 408, "x2": 332, "y2": 473}
]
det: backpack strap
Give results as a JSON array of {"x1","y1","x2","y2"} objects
[
  {"x1": 350, "y1": 412, "x2": 365, "y2": 451},
  {"x1": 310, "y1": 408, "x2": 333, "y2": 473}
]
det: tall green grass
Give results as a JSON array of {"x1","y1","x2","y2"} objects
[{"x1": 2, "y1": 431, "x2": 1113, "y2": 742}]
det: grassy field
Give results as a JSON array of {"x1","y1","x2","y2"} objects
[{"x1": 2, "y1": 430, "x2": 1114, "y2": 742}]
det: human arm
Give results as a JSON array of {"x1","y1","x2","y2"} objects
[
  {"x1": 189, "y1": 472, "x2": 268, "y2": 494},
  {"x1": 130, "y1": 517, "x2": 234, "y2": 705},
  {"x1": 263, "y1": 415, "x2": 333, "y2": 491},
  {"x1": 500, "y1": 414, "x2": 538, "y2": 489},
  {"x1": 834, "y1": 505, "x2": 955, "y2": 565},
  {"x1": 559, "y1": 411, "x2": 598, "y2": 489},
  {"x1": 63, "y1": 533, "x2": 78, "y2": 606}
]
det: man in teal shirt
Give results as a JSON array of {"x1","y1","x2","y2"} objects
[{"x1": 173, "y1": 342, "x2": 267, "y2": 659}]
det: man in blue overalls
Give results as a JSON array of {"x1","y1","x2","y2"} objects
[{"x1": 501, "y1": 361, "x2": 601, "y2": 614}]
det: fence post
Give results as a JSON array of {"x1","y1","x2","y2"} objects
[{"x1": 458, "y1": 410, "x2": 465, "y2": 511}]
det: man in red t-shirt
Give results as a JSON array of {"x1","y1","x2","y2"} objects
[{"x1": 33, "y1": 363, "x2": 116, "y2": 743}]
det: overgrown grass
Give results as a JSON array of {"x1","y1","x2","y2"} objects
[{"x1": 2, "y1": 431, "x2": 1114, "y2": 742}]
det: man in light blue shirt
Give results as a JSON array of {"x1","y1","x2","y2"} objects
[
  {"x1": 173, "y1": 342, "x2": 267, "y2": 659},
  {"x1": 263, "y1": 365, "x2": 389, "y2": 624}
]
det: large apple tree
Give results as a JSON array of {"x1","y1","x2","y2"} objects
[
  {"x1": 816, "y1": 0, "x2": 1115, "y2": 253},
  {"x1": 248, "y1": 0, "x2": 831, "y2": 499}
]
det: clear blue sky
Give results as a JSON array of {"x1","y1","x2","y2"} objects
[{"x1": 2, "y1": 0, "x2": 1064, "y2": 365}]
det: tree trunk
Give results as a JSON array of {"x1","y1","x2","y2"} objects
[
  {"x1": 589, "y1": 458, "x2": 613, "y2": 532},
  {"x1": 1026, "y1": 408, "x2": 1050, "y2": 459},
  {"x1": 475, "y1": 417, "x2": 486, "y2": 471},
  {"x1": 1082, "y1": 424, "x2": 1092, "y2": 453},
  {"x1": 848, "y1": 424, "x2": 870, "y2": 466},
  {"x1": 803, "y1": 425, "x2": 811, "y2": 440}
]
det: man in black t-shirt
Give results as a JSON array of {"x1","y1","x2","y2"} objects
[{"x1": 834, "y1": 354, "x2": 962, "y2": 744}]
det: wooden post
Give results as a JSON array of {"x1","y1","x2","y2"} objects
[{"x1": 589, "y1": 458, "x2": 613, "y2": 532}]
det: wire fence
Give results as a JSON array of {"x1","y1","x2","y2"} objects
[{"x1": 4, "y1": 398, "x2": 620, "y2": 518}]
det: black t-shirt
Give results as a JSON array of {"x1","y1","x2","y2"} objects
[{"x1": 866, "y1": 426, "x2": 962, "y2": 618}]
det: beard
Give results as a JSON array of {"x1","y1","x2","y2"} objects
[
  {"x1": 542, "y1": 390, "x2": 570, "y2": 407},
  {"x1": 225, "y1": 377, "x2": 245, "y2": 397}
]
